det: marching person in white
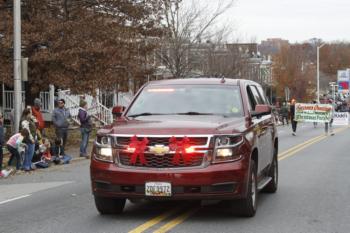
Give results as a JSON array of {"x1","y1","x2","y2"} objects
[{"x1": 325, "y1": 100, "x2": 335, "y2": 136}]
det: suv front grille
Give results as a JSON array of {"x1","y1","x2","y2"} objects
[
  {"x1": 118, "y1": 152, "x2": 204, "y2": 168},
  {"x1": 115, "y1": 136, "x2": 209, "y2": 168}
]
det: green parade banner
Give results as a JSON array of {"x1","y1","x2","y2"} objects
[{"x1": 294, "y1": 103, "x2": 333, "y2": 123}]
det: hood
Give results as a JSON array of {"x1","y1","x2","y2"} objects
[{"x1": 99, "y1": 115, "x2": 247, "y2": 135}]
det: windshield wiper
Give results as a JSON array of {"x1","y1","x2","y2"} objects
[
  {"x1": 176, "y1": 112, "x2": 214, "y2": 115},
  {"x1": 127, "y1": 113, "x2": 167, "y2": 118}
]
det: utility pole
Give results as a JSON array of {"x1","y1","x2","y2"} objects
[
  {"x1": 329, "y1": 82, "x2": 338, "y2": 104},
  {"x1": 317, "y1": 43, "x2": 326, "y2": 103},
  {"x1": 13, "y1": 0, "x2": 22, "y2": 132}
]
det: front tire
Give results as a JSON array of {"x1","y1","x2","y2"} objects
[
  {"x1": 94, "y1": 196, "x2": 126, "y2": 215},
  {"x1": 263, "y1": 147, "x2": 278, "y2": 193},
  {"x1": 230, "y1": 160, "x2": 257, "y2": 217}
]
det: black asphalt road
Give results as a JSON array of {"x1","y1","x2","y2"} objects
[{"x1": 1, "y1": 123, "x2": 349, "y2": 233}]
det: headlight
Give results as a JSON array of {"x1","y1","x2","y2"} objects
[
  {"x1": 216, "y1": 148, "x2": 233, "y2": 157},
  {"x1": 213, "y1": 135, "x2": 243, "y2": 163},
  {"x1": 96, "y1": 135, "x2": 112, "y2": 146},
  {"x1": 215, "y1": 136, "x2": 243, "y2": 147},
  {"x1": 94, "y1": 146, "x2": 113, "y2": 162},
  {"x1": 216, "y1": 136, "x2": 231, "y2": 146}
]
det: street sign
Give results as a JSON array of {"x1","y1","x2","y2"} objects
[
  {"x1": 333, "y1": 112, "x2": 349, "y2": 126},
  {"x1": 21, "y1": 57, "x2": 28, "y2": 81},
  {"x1": 337, "y1": 70, "x2": 349, "y2": 94}
]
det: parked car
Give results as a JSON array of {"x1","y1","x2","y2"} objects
[{"x1": 90, "y1": 78, "x2": 278, "y2": 217}]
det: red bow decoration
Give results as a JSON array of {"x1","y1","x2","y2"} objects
[
  {"x1": 129, "y1": 136, "x2": 149, "y2": 165},
  {"x1": 169, "y1": 136, "x2": 191, "y2": 165}
]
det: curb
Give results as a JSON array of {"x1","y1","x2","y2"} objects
[
  {"x1": 1, "y1": 155, "x2": 90, "y2": 179},
  {"x1": 71, "y1": 157, "x2": 90, "y2": 163}
]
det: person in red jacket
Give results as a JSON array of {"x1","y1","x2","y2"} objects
[{"x1": 31, "y1": 98, "x2": 45, "y2": 135}]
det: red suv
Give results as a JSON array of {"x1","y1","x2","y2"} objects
[{"x1": 90, "y1": 78, "x2": 278, "y2": 217}]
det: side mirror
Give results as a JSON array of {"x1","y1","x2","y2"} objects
[
  {"x1": 112, "y1": 105, "x2": 126, "y2": 118},
  {"x1": 251, "y1": 104, "x2": 272, "y2": 118}
]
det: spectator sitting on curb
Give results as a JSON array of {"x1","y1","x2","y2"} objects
[
  {"x1": 52, "y1": 138, "x2": 72, "y2": 165},
  {"x1": 32, "y1": 130, "x2": 53, "y2": 169},
  {"x1": 41, "y1": 138, "x2": 52, "y2": 162}
]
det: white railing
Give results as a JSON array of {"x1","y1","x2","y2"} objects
[
  {"x1": 39, "y1": 91, "x2": 50, "y2": 112},
  {"x1": 3, "y1": 90, "x2": 50, "y2": 112},
  {"x1": 99, "y1": 91, "x2": 114, "y2": 108},
  {"x1": 88, "y1": 101, "x2": 113, "y2": 125},
  {"x1": 58, "y1": 90, "x2": 113, "y2": 126},
  {"x1": 3, "y1": 91, "x2": 25, "y2": 111}
]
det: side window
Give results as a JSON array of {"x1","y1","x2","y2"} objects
[
  {"x1": 249, "y1": 85, "x2": 264, "y2": 105},
  {"x1": 256, "y1": 86, "x2": 269, "y2": 105},
  {"x1": 246, "y1": 86, "x2": 257, "y2": 111}
]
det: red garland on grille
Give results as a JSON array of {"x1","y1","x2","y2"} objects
[
  {"x1": 169, "y1": 136, "x2": 191, "y2": 165},
  {"x1": 129, "y1": 136, "x2": 149, "y2": 165}
]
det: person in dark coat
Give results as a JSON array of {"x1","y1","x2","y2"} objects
[
  {"x1": 280, "y1": 102, "x2": 289, "y2": 125},
  {"x1": 78, "y1": 100, "x2": 92, "y2": 158},
  {"x1": 290, "y1": 99, "x2": 298, "y2": 136}
]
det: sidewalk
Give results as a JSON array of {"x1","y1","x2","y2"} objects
[
  {"x1": 1, "y1": 140, "x2": 94, "y2": 178},
  {"x1": 64, "y1": 142, "x2": 94, "y2": 162}
]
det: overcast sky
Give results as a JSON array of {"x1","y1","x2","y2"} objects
[{"x1": 210, "y1": 0, "x2": 350, "y2": 43}]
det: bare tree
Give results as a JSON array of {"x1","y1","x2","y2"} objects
[{"x1": 158, "y1": 0, "x2": 235, "y2": 78}]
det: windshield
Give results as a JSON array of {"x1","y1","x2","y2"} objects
[{"x1": 126, "y1": 85, "x2": 243, "y2": 117}]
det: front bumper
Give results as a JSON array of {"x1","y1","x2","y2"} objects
[{"x1": 90, "y1": 155, "x2": 250, "y2": 200}]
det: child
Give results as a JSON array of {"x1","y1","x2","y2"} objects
[
  {"x1": 52, "y1": 138, "x2": 72, "y2": 165},
  {"x1": 33, "y1": 138, "x2": 52, "y2": 169},
  {"x1": 6, "y1": 129, "x2": 29, "y2": 171},
  {"x1": 41, "y1": 138, "x2": 52, "y2": 162}
]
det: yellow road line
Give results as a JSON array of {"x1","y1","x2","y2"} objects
[
  {"x1": 278, "y1": 127, "x2": 348, "y2": 161},
  {"x1": 278, "y1": 135, "x2": 324, "y2": 158},
  {"x1": 278, "y1": 135, "x2": 327, "y2": 161},
  {"x1": 128, "y1": 206, "x2": 184, "y2": 233},
  {"x1": 152, "y1": 207, "x2": 200, "y2": 233}
]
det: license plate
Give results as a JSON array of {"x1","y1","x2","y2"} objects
[{"x1": 145, "y1": 182, "x2": 172, "y2": 197}]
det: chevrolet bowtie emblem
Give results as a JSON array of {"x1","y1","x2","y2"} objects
[{"x1": 149, "y1": 145, "x2": 170, "y2": 156}]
